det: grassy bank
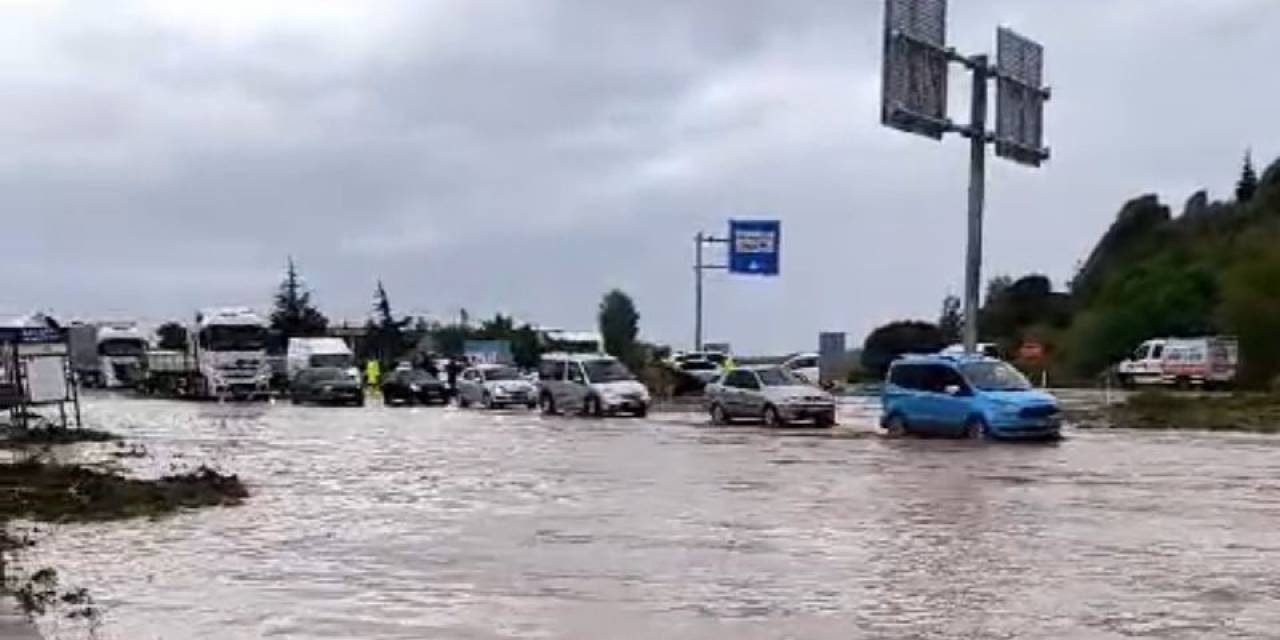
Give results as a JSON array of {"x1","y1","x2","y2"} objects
[
  {"x1": 0, "y1": 424, "x2": 248, "y2": 630},
  {"x1": 1086, "y1": 391, "x2": 1280, "y2": 433}
]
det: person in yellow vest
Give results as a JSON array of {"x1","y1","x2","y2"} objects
[
  {"x1": 364, "y1": 359, "x2": 381, "y2": 390},
  {"x1": 722, "y1": 355, "x2": 737, "y2": 372}
]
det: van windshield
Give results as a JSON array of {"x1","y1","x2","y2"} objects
[
  {"x1": 757, "y1": 367, "x2": 802, "y2": 386},
  {"x1": 482, "y1": 367, "x2": 521, "y2": 381},
  {"x1": 309, "y1": 354, "x2": 352, "y2": 369},
  {"x1": 584, "y1": 359, "x2": 634, "y2": 383},
  {"x1": 960, "y1": 361, "x2": 1032, "y2": 392}
]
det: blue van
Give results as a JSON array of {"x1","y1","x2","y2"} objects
[{"x1": 881, "y1": 354, "x2": 1061, "y2": 440}]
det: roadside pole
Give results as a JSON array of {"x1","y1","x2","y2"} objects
[
  {"x1": 693, "y1": 233, "x2": 728, "y2": 352},
  {"x1": 963, "y1": 56, "x2": 988, "y2": 354}
]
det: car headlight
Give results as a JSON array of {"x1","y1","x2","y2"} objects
[
  {"x1": 322, "y1": 385, "x2": 334, "y2": 393},
  {"x1": 409, "y1": 383, "x2": 421, "y2": 392}
]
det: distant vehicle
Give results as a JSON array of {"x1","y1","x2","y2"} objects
[
  {"x1": 68, "y1": 322, "x2": 149, "y2": 388},
  {"x1": 705, "y1": 366, "x2": 836, "y2": 427},
  {"x1": 380, "y1": 369, "x2": 449, "y2": 406},
  {"x1": 781, "y1": 353, "x2": 820, "y2": 386},
  {"x1": 1116, "y1": 337, "x2": 1238, "y2": 389},
  {"x1": 286, "y1": 337, "x2": 355, "y2": 382},
  {"x1": 881, "y1": 354, "x2": 1061, "y2": 441},
  {"x1": 669, "y1": 352, "x2": 723, "y2": 384},
  {"x1": 538, "y1": 353, "x2": 650, "y2": 417},
  {"x1": 290, "y1": 367, "x2": 364, "y2": 406},
  {"x1": 457, "y1": 364, "x2": 538, "y2": 409},
  {"x1": 142, "y1": 308, "x2": 271, "y2": 400},
  {"x1": 538, "y1": 329, "x2": 604, "y2": 354},
  {"x1": 940, "y1": 343, "x2": 1001, "y2": 358}
]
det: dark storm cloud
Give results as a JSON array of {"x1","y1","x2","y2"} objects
[{"x1": 1, "y1": 1, "x2": 1277, "y2": 352}]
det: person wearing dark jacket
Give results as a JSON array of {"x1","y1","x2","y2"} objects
[{"x1": 445, "y1": 358, "x2": 462, "y2": 400}]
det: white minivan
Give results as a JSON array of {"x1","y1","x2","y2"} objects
[
  {"x1": 286, "y1": 337, "x2": 356, "y2": 382},
  {"x1": 537, "y1": 353, "x2": 650, "y2": 417}
]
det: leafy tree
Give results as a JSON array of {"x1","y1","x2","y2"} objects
[
  {"x1": 1071, "y1": 195, "x2": 1172, "y2": 303},
  {"x1": 510, "y1": 324, "x2": 543, "y2": 369},
  {"x1": 155, "y1": 322, "x2": 188, "y2": 351},
  {"x1": 860, "y1": 320, "x2": 945, "y2": 378},
  {"x1": 1236, "y1": 150, "x2": 1258, "y2": 204},
  {"x1": 1220, "y1": 249, "x2": 1280, "y2": 387},
  {"x1": 598, "y1": 289, "x2": 640, "y2": 367},
  {"x1": 980, "y1": 274, "x2": 1072, "y2": 349},
  {"x1": 368, "y1": 281, "x2": 411, "y2": 364},
  {"x1": 938, "y1": 295, "x2": 963, "y2": 345},
  {"x1": 269, "y1": 258, "x2": 328, "y2": 343}
]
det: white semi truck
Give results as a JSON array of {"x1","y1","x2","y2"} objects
[
  {"x1": 68, "y1": 322, "x2": 149, "y2": 388},
  {"x1": 143, "y1": 308, "x2": 271, "y2": 400}
]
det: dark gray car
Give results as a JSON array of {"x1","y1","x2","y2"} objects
[
  {"x1": 291, "y1": 367, "x2": 364, "y2": 407},
  {"x1": 705, "y1": 367, "x2": 835, "y2": 427}
]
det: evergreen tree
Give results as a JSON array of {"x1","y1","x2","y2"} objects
[
  {"x1": 938, "y1": 295, "x2": 963, "y2": 345},
  {"x1": 598, "y1": 289, "x2": 640, "y2": 367},
  {"x1": 1237, "y1": 150, "x2": 1259, "y2": 203},
  {"x1": 369, "y1": 281, "x2": 410, "y2": 364},
  {"x1": 270, "y1": 257, "x2": 328, "y2": 341}
]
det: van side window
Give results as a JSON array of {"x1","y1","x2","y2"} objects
[
  {"x1": 725, "y1": 370, "x2": 752, "y2": 389},
  {"x1": 934, "y1": 366, "x2": 967, "y2": 392},
  {"x1": 567, "y1": 363, "x2": 585, "y2": 383},
  {"x1": 540, "y1": 361, "x2": 564, "y2": 380},
  {"x1": 1150, "y1": 344, "x2": 1164, "y2": 359}
]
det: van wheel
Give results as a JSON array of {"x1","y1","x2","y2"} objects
[
  {"x1": 540, "y1": 393, "x2": 558, "y2": 415},
  {"x1": 459, "y1": 395, "x2": 471, "y2": 408},
  {"x1": 584, "y1": 396, "x2": 603, "y2": 418},
  {"x1": 764, "y1": 405, "x2": 787, "y2": 428},
  {"x1": 710, "y1": 403, "x2": 730, "y2": 425},
  {"x1": 815, "y1": 411, "x2": 835, "y2": 428},
  {"x1": 482, "y1": 393, "x2": 495, "y2": 410},
  {"x1": 884, "y1": 413, "x2": 908, "y2": 438},
  {"x1": 963, "y1": 416, "x2": 988, "y2": 440}
]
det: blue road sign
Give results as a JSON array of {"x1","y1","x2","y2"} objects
[{"x1": 728, "y1": 219, "x2": 781, "y2": 276}]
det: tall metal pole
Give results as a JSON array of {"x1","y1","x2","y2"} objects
[
  {"x1": 694, "y1": 232, "x2": 704, "y2": 351},
  {"x1": 963, "y1": 55, "x2": 988, "y2": 355}
]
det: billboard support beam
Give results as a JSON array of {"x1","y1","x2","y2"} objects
[
  {"x1": 963, "y1": 55, "x2": 988, "y2": 355},
  {"x1": 693, "y1": 233, "x2": 728, "y2": 352}
]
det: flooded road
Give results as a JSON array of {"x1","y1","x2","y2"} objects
[{"x1": 20, "y1": 394, "x2": 1280, "y2": 639}]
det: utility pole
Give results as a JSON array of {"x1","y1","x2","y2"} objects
[
  {"x1": 693, "y1": 232, "x2": 728, "y2": 351},
  {"x1": 963, "y1": 55, "x2": 988, "y2": 353}
]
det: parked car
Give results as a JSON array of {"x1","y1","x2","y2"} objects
[
  {"x1": 290, "y1": 367, "x2": 364, "y2": 406},
  {"x1": 458, "y1": 364, "x2": 538, "y2": 409},
  {"x1": 705, "y1": 366, "x2": 836, "y2": 427},
  {"x1": 940, "y1": 342, "x2": 1001, "y2": 358},
  {"x1": 538, "y1": 353, "x2": 650, "y2": 417},
  {"x1": 781, "y1": 353, "x2": 820, "y2": 386},
  {"x1": 381, "y1": 369, "x2": 449, "y2": 406},
  {"x1": 881, "y1": 354, "x2": 1060, "y2": 441},
  {"x1": 1115, "y1": 336, "x2": 1238, "y2": 388}
]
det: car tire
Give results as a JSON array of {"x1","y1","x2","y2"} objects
[
  {"x1": 963, "y1": 416, "x2": 988, "y2": 440},
  {"x1": 764, "y1": 405, "x2": 787, "y2": 428},
  {"x1": 710, "y1": 403, "x2": 730, "y2": 425},
  {"x1": 291, "y1": 395, "x2": 302, "y2": 406},
  {"x1": 633, "y1": 406, "x2": 647, "y2": 419},
  {"x1": 815, "y1": 411, "x2": 835, "y2": 428},
  {"x1": 584, "y1": 395, "x2": 603, "y2": 418},
  {"x1": 884, "y1": 413, "x2": 908, "y2": 438},
  {"x1": 540, "y1": 393, "x2": 558, "y2": 416},
  {"x1": 459, "y1": 395, "x2": 471, "y2": 408},
  {"x1": 526, "y1": 401, "x2": 538, "y2": 410},
  {"x1": 482, "y1": 393, "x2": 495, "y2": 410}
]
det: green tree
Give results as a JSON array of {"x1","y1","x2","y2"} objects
[
  {"x1": 938, "y1": 294, "x2": 963, "y2": 345},
  {"x1": 368, "y1": 281, "x2": 410, "y2": 364},
  {"x1": 155, "y1": 322, "x2": 188, "y2": 351},
  {"x1": 860, "y1": 320, "x2": 945, "y2": 378},
  {"x1": 269, "y1": 258, "x2": 328, "y2": 342},
  {"x1": 1236, "y1": 150, "x2": 1258, "y2": 204},
  {"x1": 1220, "y1": 250, "x2": 1280, "y2": 387},
  {"x1": 598, "y1": 289, "x2": 640, "y2": 367}
]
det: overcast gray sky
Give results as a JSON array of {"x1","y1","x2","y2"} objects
[{"x1": 2, "y1": 0, "x2": 1276, "y2": 353}]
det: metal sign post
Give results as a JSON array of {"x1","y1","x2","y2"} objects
[
  {"x1": 693, "y1": 220, "x2": 781, "y2": 351},
  {"x1": 881, "y1": 0, "x2": 1049, "y2": 354}
]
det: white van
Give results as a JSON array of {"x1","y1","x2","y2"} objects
[
  {"x1": 287, "y1": 337, "x2": 355, "y2": 382},
  {"x1": 1116, "y1": 337, "x2": 1238, "y2": 388},
  {"x1": 537, "y1": 353, "x2": 650, "y2": 417}
]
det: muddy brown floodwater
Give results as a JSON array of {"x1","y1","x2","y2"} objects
[{"x1": 15, "y1": 393, "x2": 1280, "y2": 639}]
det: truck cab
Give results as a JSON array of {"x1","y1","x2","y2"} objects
[
  {"x1": 192, "y1": 308, "x2": 271, "y2": 399},
  {"x1": 1116, "y1": 339, "x2": 1168, "y2": 387},
  {"x1": 96, "y1": 324, "x2": 148, "y2": 388}
]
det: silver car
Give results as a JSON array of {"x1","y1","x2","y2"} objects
[
  {"x1": 457, "y1": 364, "x2": 538, "y2": 409},
  {"x1": 538, "y1": 353, "x2": 650, "y2": 417},
  {"x1": 705, "y1": 367, "x2": 836, "y2": 427}
]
